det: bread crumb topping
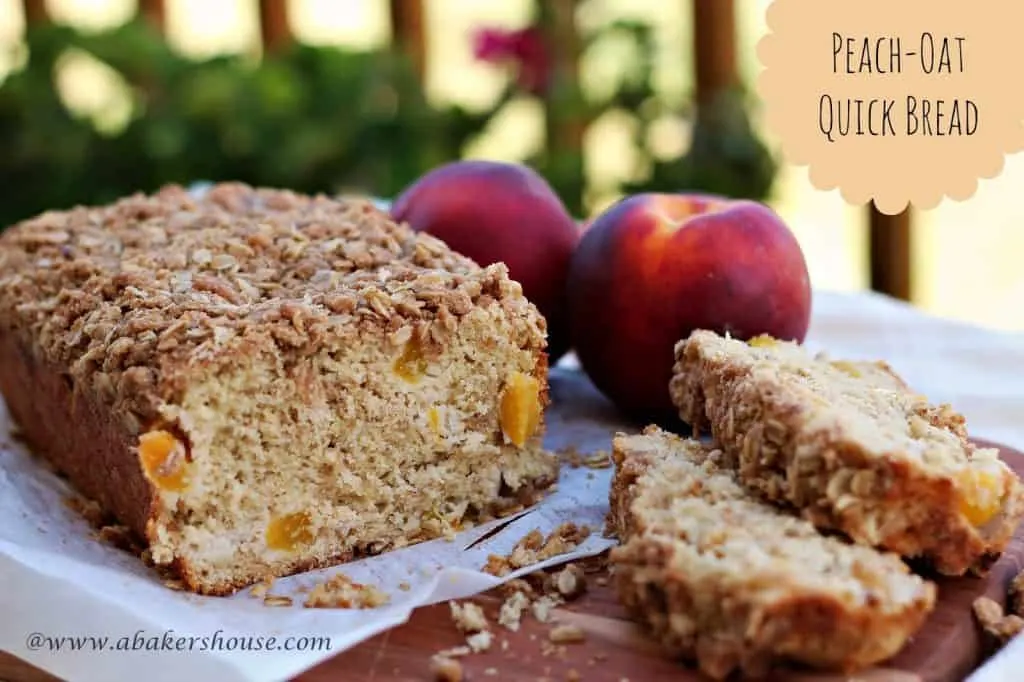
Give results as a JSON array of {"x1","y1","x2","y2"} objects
[
  {"x1": 483, "y1": 523, "x2": 591, "y2": 577},
  {"x1": 974, "y1": 596, "x2": 1024, "y2": 645},
  {"x1": 0, "y1": 183, "x2": 545, "y2": 428},
  {"x1": 548, "y1": 624, "x2": 586, "y2": 644},
  {"x1": 449, "y1": 601, "x2": 489, "y2": 634},
  {"x1": 303, "y1": 573, "x2": 389, "y2": 609}
]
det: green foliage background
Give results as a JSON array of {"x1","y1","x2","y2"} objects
[{"x1": 0, "y1": 17, "x2": 776, "y2": 228}]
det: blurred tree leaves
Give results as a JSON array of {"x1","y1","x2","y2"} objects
[
  {"x1": 0, "y1": 12, "x2": 776, "y2": 228},
  {"x1": 626, "y1": 88, "x2": 777, "y2": 202},
  {"x1": 491, "y1": 15, "x2": 777, "y2": 215},
  {"x1": 0, "y1": 20, "x2": 491, "y2": 227}
]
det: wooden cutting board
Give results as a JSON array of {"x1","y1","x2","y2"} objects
[{"x1": 299, "y1": 442, "x2": 1023, "y2": 682}]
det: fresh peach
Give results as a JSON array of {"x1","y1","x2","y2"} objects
[
  {"x1": 566, "y1": 193, "x2": 811, "y2": 420},
  {"x1": 391, "y1": 161, "x2": 579, "y2": 361}
]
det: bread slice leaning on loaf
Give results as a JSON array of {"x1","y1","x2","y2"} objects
[
  {"x1": 609, "y1": 427, "x2": 937, "y2": 680},
  {"x1": 670, "y1": 330, "x2": 1024, "y2": 576},
  {"x1": 0, "y1": 183, "x2": 558, "y2": 595}
]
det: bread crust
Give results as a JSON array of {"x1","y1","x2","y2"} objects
[
  {"x1": 609, "y1": 427, "x2": 937, "y2": 679},
  {"x1": 0, "y1": 183, "x2": 532, "y2": 430},
  {"x1": 670, "y1": 330, "x2": 1024, "y2": 576},
  {"x1": 0, "y1": 183, "x2": 556, "y2": 595},
  {"x1": 0, "y1": 332, "x2": 157, "y2": 539}
]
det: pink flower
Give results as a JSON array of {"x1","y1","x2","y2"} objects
[
  {"x1": 473, "y1": 28, "x2": 519, "y2": 62},
  {"x1": 472, "y1": 27, "x2": 551, "y2": 96}
]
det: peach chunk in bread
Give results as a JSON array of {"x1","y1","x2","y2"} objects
[
  {"x1": 670, "y1": 330, "x2": 1024, "y2": 576},
  {"x1": 0, "y1": 183, "x2": 557, "y2": 595}
]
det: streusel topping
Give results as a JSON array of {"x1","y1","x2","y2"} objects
[{"x1": 0, "y1": 183, "x2": 547, "y2": 419}]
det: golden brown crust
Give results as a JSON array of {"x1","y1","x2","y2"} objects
[
  {"x1": 670, "y1": 331, "x2": 1024, "y2": 576},
  {"x1": 1010, "y1": 569, "x2": 1024, "y2": 617},
  {"x1": 0, "y1": 183, "x2": 555, "y2": 595},
  {"x1": 0, "y1": 183, "x2": 544, "y2": 429},
  {"x1": 609, "y1": 427, "x2": 937, "y2": 679},
  {"x1": 0, "y1": 333, "x2": 156, "y2": 539}
]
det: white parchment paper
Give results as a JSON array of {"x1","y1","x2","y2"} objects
[
  {"x1": 2, "y1": 290, "x2": 1023, "y2": 682},
  {"x1": 0, "y1": 365, "x2": 626, "y2": 682}
]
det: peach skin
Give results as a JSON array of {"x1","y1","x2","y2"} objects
[{"x1": 566, "y1": 193, "x2": 811, "y2": 420}]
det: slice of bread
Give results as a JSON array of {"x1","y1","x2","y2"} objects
[
  {"x1": 609, "y1": 426, "x2": 937, "y2": 679},
  {"x1": 670, "y1": 330, "x2": 1024, "y2": 576}
]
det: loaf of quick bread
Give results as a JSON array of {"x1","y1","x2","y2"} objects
[{"x1": 0, "y1": 183, "x2": 558, "y2": 595}]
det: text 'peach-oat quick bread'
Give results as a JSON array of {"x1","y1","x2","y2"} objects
[
  {"x1": 608, "y1": 427, "x2": 936, "y2": 680},
  {"x1": 670, "y1": 330, "x2": 1024, "y2": 577},
  {"x1": 0, "y1": 183, "x2": 558, "y2": 595}
]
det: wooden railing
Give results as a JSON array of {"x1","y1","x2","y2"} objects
[{"x1": 16, "y1": 0, "x2": 912, "y2": 301}]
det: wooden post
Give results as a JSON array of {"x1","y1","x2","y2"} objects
[
  {"x1": 138, "y1": 0, "x2": 166, "y2": 32},
  {"x1": 540, "y1": 0, "x2": 586, "y2": 216},
  {"x1": 692, "y1": 0, "x2": 738, "y2": 105},
  {"x1": 868, "y1": 205, "x2": 913, "y2": 300},
  {"x1": 21, "y1": 0, "x2": 48, "y2": 23},
  {"x1": 259, "y1": 0, "x2": 293, "y2": 53},
  {"x1": 388, "y1": 0, "x2": 427, "y2": 80}
]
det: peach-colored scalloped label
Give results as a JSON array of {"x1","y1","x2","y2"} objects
[{"x1": 757, "y1": 0, "x2": 1024, "y2": 214}]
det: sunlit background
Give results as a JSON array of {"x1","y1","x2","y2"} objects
[{"x1": 1, "y1": 0, "x2": 1021, "y2": 331}]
